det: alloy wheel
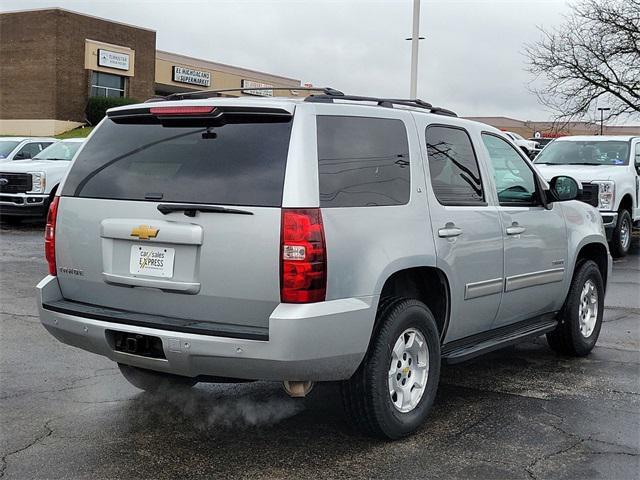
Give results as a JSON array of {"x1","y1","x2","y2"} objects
[
  {"x1": 388, "y1": 328, "x2": 429, "y2": 413},
  {"x1": 578, "y1": 279, "x2": 598, "y2": 338}
]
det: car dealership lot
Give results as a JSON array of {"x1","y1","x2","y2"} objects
[{"x1": 0, "y1": 220, "x2": 638, "y2": 480}]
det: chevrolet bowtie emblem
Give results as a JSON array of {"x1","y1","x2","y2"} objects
[{"x1": 130, "y1": 225, "x2": 159, "y2": 240}]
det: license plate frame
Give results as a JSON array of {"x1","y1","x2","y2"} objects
[{"x1": 129, "y1": 244, "x2": 175, "y2": 278}]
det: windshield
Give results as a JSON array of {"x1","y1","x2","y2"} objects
[
  {"x1": 33, "y1": 141, "x2": 83, "y2": 161},
  {"x1": 534, "y1": 140, "x2": 630, "y2": 165},
  {"x1": 0, "y1": 141, "x2": 20, "y2": 158}
]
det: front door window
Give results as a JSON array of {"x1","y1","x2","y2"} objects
[{"x1": 481, "y1": 133, "x2": 539, "y2": 206}]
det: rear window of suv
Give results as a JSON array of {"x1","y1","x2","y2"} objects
[
  {"x1": 317, "y1": 116, "x2": 410, "y2": 207},
  {"x1": 62, "y1": 115, "x2": 293, "y2": 207}
]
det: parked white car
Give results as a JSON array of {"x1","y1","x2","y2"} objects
[
  {"x1": 0, "y1": 138, "x2": 85, "y2": 219},
  {"x1": 504, "y1": 131, "x2": 539, "y2": 158},
  {"x1": 0, "y1": 137, "x2": 57, "y2": 162},
  {"x1": 535, "y1": 135, "x2": 640, "y2": 257}
]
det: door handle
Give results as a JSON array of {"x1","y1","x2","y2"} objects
[
  {"x1": 506, "y1": 223, "x2": 526, "y2": 235},
  {"x1": 438, "y1": 223, "x2": 463, "y2": 238}
]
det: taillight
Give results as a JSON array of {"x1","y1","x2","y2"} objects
[
  {"x1": 44, "y1": 197, "x2": 59, "y2": 276},
  {"x1": 280, "y1": 208, "x2": 327, "y2": 303}
]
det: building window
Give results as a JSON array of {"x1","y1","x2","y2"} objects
[{"x1": 90, "y1": 71, "x2": 126, "y2": 97}]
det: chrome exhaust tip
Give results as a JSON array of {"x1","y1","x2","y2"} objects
[{"x1": 282, "y1": 380, "x2": 313, "y2": 398}]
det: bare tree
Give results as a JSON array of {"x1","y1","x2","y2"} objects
[{"x1": 525, "y1": 0, "x2": 640, "y2": 123}]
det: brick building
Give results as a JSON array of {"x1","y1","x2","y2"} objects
[
  {"x1": 465, "y1": 116, "x2": 640, "y2": 138},
  {"x1": 0, "y1": 8, "x2": 301, "y2": 135}
]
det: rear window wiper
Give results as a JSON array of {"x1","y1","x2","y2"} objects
[{"x1": 157, "y1": 204, "x2": 254, "y2": 217}]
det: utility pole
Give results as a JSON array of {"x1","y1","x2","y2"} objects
[
  {"x1": 409, "y1": 0, "x2": 421, "y2": 99},
  {"x1": 597, "y1": 107, "x2": 610, "y2": 135}
]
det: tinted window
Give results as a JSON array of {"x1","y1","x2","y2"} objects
[
  {"x1": 534, "y1": 140, "x2": 630, "y2": 166},
  {"x1": 317, "y1": 116, "x2": 410, "y2": 207},
  {"x1": 425, "y1": 126, "x2": 484, "y2": 205},
  {"x1": 635, "y1": 143, "x2": 640, "y2": 166},
  {"x1": 482, "y1": 133, "x2": 538, "y2": 205},
  {"x1": 62, "y1": 117, "x2": 293, "y2": 207}
]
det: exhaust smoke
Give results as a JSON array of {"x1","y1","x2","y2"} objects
[{"x1": 129, "y1": 381, "x2": 306, "y2": 429}]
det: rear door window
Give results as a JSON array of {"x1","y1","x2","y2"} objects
[
  {"x1": 425, "y1": 125, "x2": 485, "y2": 205},
  {"x1": 62, "y1": 116, "x2": 293, "y2": 207},
  {"x1": 316, "y1": 115, "x2": 410, "y2": 207}
]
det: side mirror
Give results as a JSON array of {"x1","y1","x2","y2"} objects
[
  {"x1": 13, "y1": 152, "x2": 30, "y2": 160},
  {"x1": 548, "y1": 175, "x2": 581, "y2": 202}
]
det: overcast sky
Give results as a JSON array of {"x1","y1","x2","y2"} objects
[{"x1": 1, "y1": 0, "x2": 598, "y2": 121}]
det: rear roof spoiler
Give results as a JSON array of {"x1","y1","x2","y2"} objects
[{"x1": 107, "y1": 105, "x2": 293, "y2": 123}]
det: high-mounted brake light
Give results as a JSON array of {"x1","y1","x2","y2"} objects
[
  {"x1": 280, "y1": 208, "x2": 327, "y2": 303},
  {"x1": 44, "y1": 197, "x2": 59, "y2": 276},
  {"x1": 149, "y1": 106, "x2": 216, "y2": 116}
]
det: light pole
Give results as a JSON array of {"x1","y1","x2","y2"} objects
[
  {"x1": 408, "y1": 0, "x2": 422, "y2": 99},
  {"x1": 597, "y1": 107, "x2": 610, "y2": 135}
]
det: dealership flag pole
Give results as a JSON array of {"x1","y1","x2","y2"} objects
[{"x1": 409, "y1": 0, "x2": 421, "y2": 99}]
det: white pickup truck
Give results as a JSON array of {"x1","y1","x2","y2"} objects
[
  {"x1": 535, "y1": 135, "x2": 640, "y2": 257},
  {"x1": 0, "y1": 138, "x2": 85, "y2": 219},
  {"x1": 504, "y1": 131, "x2": 540, "y2": 158}
]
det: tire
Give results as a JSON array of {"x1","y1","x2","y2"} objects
[
  {"x1": 547, "y1": 260, "x2": 604, "y2": 356},
  {"x1": 118, "y1": 363, "x2": 197, "y2": 392},
  {"x1": 0, "y1": 215, "x2": 22, "y2": 226},
  {"x1": 341, "y1": 297, "x2": 441, "y2": 439},
  {"x1": 44, "y1": 187, "x2": 59, "y2": 219},
  {"x1": 42, "y1": 200, "x2": 51, "y2": 220},
  {"x1": 610, "y1": 209, "x2": 632, "y2": 258}
]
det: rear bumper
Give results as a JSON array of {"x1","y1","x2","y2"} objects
[
  {"x1": 0, "y1": 193, "x2": 48, "y2": 217},
  {"x1": 37, "y1": 276, "x2": 376, "y2": 381}
]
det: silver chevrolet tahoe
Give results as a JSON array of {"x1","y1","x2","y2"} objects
[{"x1": 37, "y1": 89, "x2": 612, "y2": 439}]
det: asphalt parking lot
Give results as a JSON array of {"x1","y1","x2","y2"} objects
[{"x1": 0, "y1": 219, "x2": 638, "y2": 480}]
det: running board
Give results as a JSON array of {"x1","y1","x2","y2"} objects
[{"x1": 442, "y1": 316, "x2": 558, "y2": 364}]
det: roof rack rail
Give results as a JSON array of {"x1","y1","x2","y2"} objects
[
  {"x1": 145, "y1": 86, "x2": 344, "y2": 102},
  {"x1": 144, "y1": 87, "x2": 457, "y2": 117},
  {"x1": 304, "y1": 93, "x2": 457, "y2": 117}
]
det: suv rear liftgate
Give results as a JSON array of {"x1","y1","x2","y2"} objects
[{"x1": 44, "y1": 104, "x2": 297, "y2": 339}]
